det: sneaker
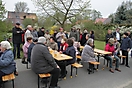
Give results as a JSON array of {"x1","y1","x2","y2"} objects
[
  {"x1": 109, "y1": 69, "x2": 114, "y2": 73},
  {"x1": 49, "y1": 86, "x2": 61, "y2": 88},
  {"x1": 125, "y1": 65, "x2": 130, "y2": 68},
  {"x1": 14, "y1": 71, "x2": 18, "y2": 76},
  {"x1": 115, "y1": 68, "x2": 121, "y2": 72},
  {"x1": 22, "y1": 61, "x2": 28, "y2": 64}
]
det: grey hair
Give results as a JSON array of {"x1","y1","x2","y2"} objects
[
  {"x1": 38, "y1": 37, "x2": 46, "y2": 43},
  {"x1": 86, "y1": 38, "x2": 93, "y2": 45},
  {"x1": 70, "y1": 37, "x2": 75, "y2": 41}
]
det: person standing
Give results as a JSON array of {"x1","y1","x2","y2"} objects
[
  {"x1": 37, "y1": 27, "x2": 45, "y2": 37},
  {"x1": 120, "y1": 32, "x2": 131, "y2": 68},
  {"x1": 80, "y1": 29, "x2": 88, "y2": 46},
  {"x1": 24, "y1": 25, "x2": 33, "y2": 42},
  {"x1": 56, "y1": 28, "x2": 66, "y2": 51},
  {"x1": 12, "y1": 23, "x2": 24, "y2": 59},
  {"x1": 113, "y1": 28, "x2": 121, "y2": 43},
  {"x1": 31, "y1": 37, "x2": 60, "y2": 88},
  {"x1": 105, "y1": 29, "x2": 114, "y2": 44},
  {"x1": 69, "y1": 28, "x2": 80, "y2": 42},
  {"x1": 90, "y1": 30, "x2": 94, "y2": 40}
]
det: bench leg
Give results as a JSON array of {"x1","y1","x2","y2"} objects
[
  {"x1": 70, "y1": 66, "x2": 73, "y2": 78},
  {"x1": 12, "y1": 79, "x2": 14, "y2": 88},
  {"x1": 26, "y1": 62, "x2": 28, "y2": 69},
  {"x1": 75, "y1": 68, "x2": 77, "y2": 77},
  {"x1": 97, "y1": 55, "x2": 100, "y2": 69},
  {"x1": 38, "y1": 75, "x2": 40, "y2": 88}
]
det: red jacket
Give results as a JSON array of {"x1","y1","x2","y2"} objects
[
  {"x1": 60, "y1": 42, "x2": 68, "y2": 51},
  {"x1": 105, "y1": 43, "x2": 115, "y2": 55}
]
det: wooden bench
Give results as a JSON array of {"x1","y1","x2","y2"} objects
[
  {"x1": 70, "y1": 63, "x2": 83, "y2": 78},
  {"x1": 88, "y1": 61, "x2": 100, "y2": 74},
  {"x1": 38, "y1": 73, "x2": 51, "y2": 88},
  {"x1": 76, "y1": 55, "x2": 81, "y2": 63},
  {"x1": 2, "y1": 73, "x2": 15, "y2": 88}
]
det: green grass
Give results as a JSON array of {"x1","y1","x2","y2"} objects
[{"x1": 94, "y1": 40, "x2": 105, "y2": 50}]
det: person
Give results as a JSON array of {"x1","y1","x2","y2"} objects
[
  {"x1": 105, "y1": 29, "x2": 114, "y2": 44},
  {"x1": 104, "y1": 38, "x2": 121, "y2": 73},
  {"x1": 22, "y1": 37, "x2": 33, "y2": 64},
  {"x1": 56, "y1": 28, "x2": 66, "y2": 50},
  {"x1": 127, "y1": 30, "x2": 131, "y2": 39},
  {"x1": 37, "y1": 27, "x2": 45, "y2": 37},
  {"x1": 27, "y1": 39, "x2": 38, "y2": 63},
  {"x1": 47, "y1": 37, "x2": 58, "y2": 51},
  {"x1": 80, "y1": 29, "x2": 88, "y2": 46},
  {"x1": 69, "y1": 27, "x2": 80, "y2": 42},
  {"x1": 64, "y1": 31, "x2": 68, "y2": 39},
  {"x1": 53, "y1": 30, "x2": 58, "y2": 42},
  {"x1": 58, "y1": 38, "x2": 76, "y2": 78},
  {"x1": 90, "y1": 30, "x2": 94, "y2": 40},
  {"x1": 24, "y1": 25, "x2": 33, "y2": 42},
  {"x1": 0, "y1": 41, "x2": 16, "y2": 87},
  {"x1": 114, "y1": 37, "x2": 120, "y2": 55},
  {"x1": 120, "y1": 32, "x2": 131, "y2": 68},
  {"x1": 31, "y1": 37, "x2": 60, "y2": 88},
  {"x1": 60, "y1": 38, "x2": 68, "y2": 52},
  {"x1": 12, "y1": 23, "x2": 24, "y2": 59},
  {"x1": 81, "y1": 38, "x2": 96, "y2": 72},
  {"x1": 113, "y1": 28, "x2": 121, "y2": 43},
  {"x1": 44, "y1": 30, "x2": 51, "y2": 43}
]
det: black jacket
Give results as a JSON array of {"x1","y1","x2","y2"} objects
[
  {"x1": 105, "y1": 34, "x2": 114, "y2": 43},
  {"x1": 12, "y1": 27, "x2": 24, "y2": 44},
  {"x1": 113, "y1": 31, "x2": 121, "y2": 42}
]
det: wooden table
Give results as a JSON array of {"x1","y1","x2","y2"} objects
[{"x1": 49, "y1": 49, "x2": 72, "y2": 61}]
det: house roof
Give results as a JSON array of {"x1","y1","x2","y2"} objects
[{"x1": 95, "y1": 18, "x2": 111, "y2": 24}]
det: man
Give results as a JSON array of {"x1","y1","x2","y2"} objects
[
  {"x1": 56, "y1": 28, "x2": 66, "y2": 50},
  {"x1": 105, "y1": 29, "x2": 114, "y2": 44},
  {"x1": 69, "y1": 27, "x2": 80, "y2": 42},
  {"x1": 31, "y1": 37, "x2": 60, "y2": 88},
  {"x1": 12, "y1": 23, "x2": 24, "y2": 59},
  {"x1": 113, "y1": 28, "x2": 121, "y2": 43},
  {"x1": 127, "y1": 31, "x2": 131, "y2": 38},
  {"x1": 120, "y1": 33, "x2": 131, "y2": 68},
  {"x1": 24, "y1": 25, "x2": 33, "y2": 42}
]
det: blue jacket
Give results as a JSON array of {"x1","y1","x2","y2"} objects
[
  {"x1": 120, "y1": 37, "x2": 131, "y2": 51},
  {"x1": 0, "y1": 49, "x2": 16, "y2": 74},
  {"x1": 63, "y1": 46, "x2": 76, "y2": 65}
]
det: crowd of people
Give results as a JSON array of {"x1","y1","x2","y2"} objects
[{"x1": 0, "y1": 22, "x2": 131, "y2": 88}]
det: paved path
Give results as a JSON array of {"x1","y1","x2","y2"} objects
[{"x1": 4, "y1": 57, "x2": 132, "y2": 88}]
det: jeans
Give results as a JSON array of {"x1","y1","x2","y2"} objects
[
  {"x1": 105, "y1": 55, "x2": 119, "y2": 69},
  {"x1": 13, "y1": 43, "x2": 21, "y2": 58},
  {"x1": 49, "y1": 68, "x2": 60, "y2": 87},
  {"x1": 57, "y1": 42, "x2": 61, "y2": 51}
]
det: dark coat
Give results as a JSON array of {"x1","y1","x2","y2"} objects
[
  {"x1": 105, "y1": 34, "x2": 114, "y2": 43},
  {"x1": 37, "y1": 30, "x2": 45, "y2": 37},
  {"x1": 12, "y1": 27, "x2": 24, "y2": 44},
  {"x1": 80, "y1": 33, "x2": 88, "y2": 46},
  {"x1": 63, "y1": 46, "x2": 76, "y2": 65},
  {"x1": 27, "y1": 43, "x2": 35, "y2": 63},
  {"x1": 69, "y1": 31, "x2": 80, "y2": 41},
  {"x1": 31, "y1": 43, "x2": 57, "y2": 74},
  {"x1": 120, "y1": 37, "x2": 131, "y2": 51}
]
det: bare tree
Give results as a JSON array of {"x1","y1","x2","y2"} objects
[
  {"x1": 15, "y1": 2, "x2": 29, "y2": 13},
  {"x1": 32, "y1": 0, "x2": 91, "y2": 28}
]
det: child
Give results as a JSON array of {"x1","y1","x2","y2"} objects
[{"x1": 22, "y1": 37, "x2": 33, "y2": 64}]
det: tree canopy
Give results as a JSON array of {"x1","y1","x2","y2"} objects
[
  {"x1": 15, "y1": 2, "x2": 29, "y2": 13},
  {"x1": 32, "y1": 0, "x2": 91, "y2": 28},
  {"x1": 0, "y1": 0, "x2": 6, "y2": 20}
]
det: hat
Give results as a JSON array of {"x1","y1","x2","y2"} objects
[
  {"x1": 38, "y1": 37, "x2": 46, "y2": 43},
  {"x1": 108, "y1": 38, "x2": 115, "y2": 44},
  {"x1": 1, "y1": 41, "x2": 12, "y2": 49},
  {"x1": 124, "y1": 32, "x2": 128, "y2": 36},
  {"x1": 16, "y1": 23, "x2": 20, "y2": 25}
]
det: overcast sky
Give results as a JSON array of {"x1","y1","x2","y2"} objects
[{"x1": 3, "y1": 0, "x2": 129, "y2": 18}]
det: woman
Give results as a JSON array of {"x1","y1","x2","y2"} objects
[
  {"x1": 104, "y1": 38, "x2": 121, "y2": 73},
  {"x1": 90, "y1": 30, "x2": 94, "y2": 40},
  {"x1": 47, "y1": 37, "x2": 58, "y2": 51},
  {"x1": 58, "y1": 39, "x2": 76, "y2": 78},
  {"x1": 0, "y1": 41, "x2": 16, "y2": 86},
  {"x1": 81, "y1": 38, "x2": 96, "y2": 72},
  {"x1": 60, "y1": 38, "x2": 68, "y2": 52}
]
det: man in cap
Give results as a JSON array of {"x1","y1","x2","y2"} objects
[
  {"x1": 12, "y1": 23, "x2": 24, "y2": 59},
  {"x1": 31, "y1": 37, "x2": 60, "y2": 88}
]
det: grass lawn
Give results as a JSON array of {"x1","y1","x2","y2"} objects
[{"x1": 94, "y1": 40, "x2": 105, "y2": 50}]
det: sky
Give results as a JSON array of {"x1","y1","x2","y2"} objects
[{"x1": 3, "y1": 0, "x2": 130, "y2": 18}]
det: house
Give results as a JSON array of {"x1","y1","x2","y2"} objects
[
  {"x1": 7, "y1": 11, "x2": 37, "y2": 26},
  {"x1": 95, "y1": 18, "x2": 111, "y2": 24}
]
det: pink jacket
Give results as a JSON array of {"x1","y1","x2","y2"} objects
[
  {"x1": 105, "y1": 43, "x2": 115, "y2": 55},
  {"x1": 23, "y1": 42, "x2": 31, "y2": 58}
]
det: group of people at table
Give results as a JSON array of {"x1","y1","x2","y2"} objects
[{"x1": 0, "y1": 23, "x2": 131, "y2": 88}]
